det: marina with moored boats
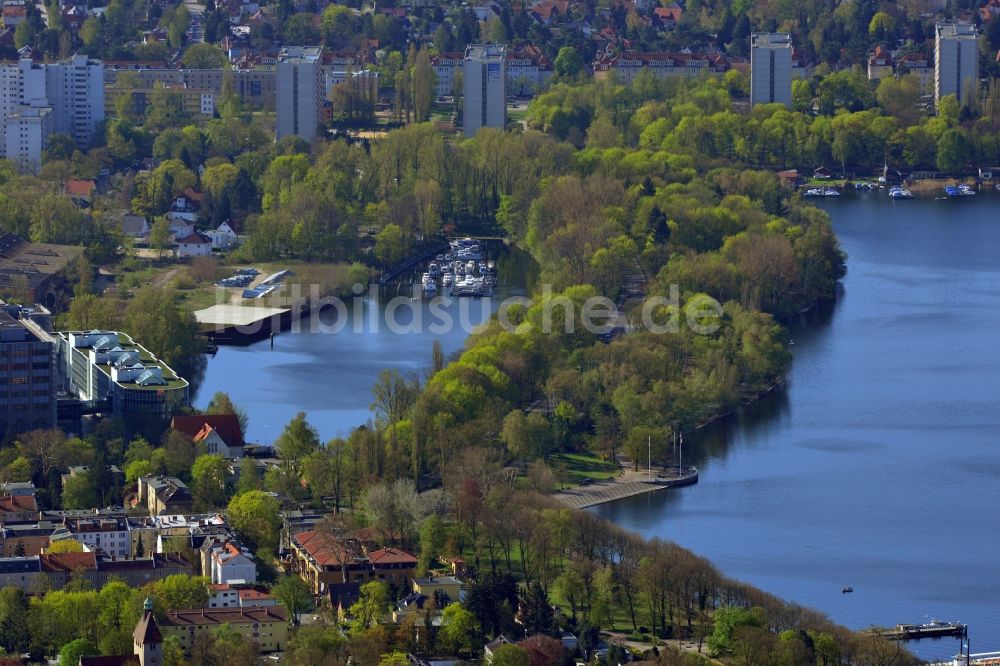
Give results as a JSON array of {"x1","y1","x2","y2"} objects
[{"x1": 419, "y1": 237, "x2": 498, "y2": 298}]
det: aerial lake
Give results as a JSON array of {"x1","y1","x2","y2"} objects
[{"x1": 195, "y1": 195, "x2": 1000, "y2": 658}]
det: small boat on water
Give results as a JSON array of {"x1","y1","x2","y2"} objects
[
  {"x1": 842, "y1": 587, "x2": 854, "y2": 594},
  {"x1": 888, "y1": 187, "x2": 913, "y2": 199},
  {"x1": 803, "y1": 188, "x2": 823, "y2": 197},
  {"x1": 944, "y1": 185, "x2": 960, "y2": 197},
  {"x1": 958, "y1": 184, "x2": 976, "y2": 196},
  {"x1": 823, "y1": 188, "x2": 841, "y2": 197}
]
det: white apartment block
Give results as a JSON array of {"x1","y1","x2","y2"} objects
[
  {"x1": 4, "y1": 106, "x2": 51, "y2": 173},
  {"x1": 0, "y1": 59, "x2": 49, "y2": 169},
  {"x1": 750, "y1": 33, "x2": 793, "y2": 107},
  {"x1": 935, "y1": 22, "x2": 979, "y2": 107},
  {"x1": 276, "y1": 46, "x2": 323, "y2": 141},
  {"x1": 0, "y1": 56, "x2": 104, "y2": 169},
  {"x1": 463, "y1": 44, "x2": 506, "y2": 137}
]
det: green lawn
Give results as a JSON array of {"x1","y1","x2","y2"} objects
[{"x1": 549, "y1": 452, "x2": 620, "y2": 485}]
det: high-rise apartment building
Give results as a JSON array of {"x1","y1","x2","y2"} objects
[
  {"x1": 0, "y1": 56, "x2": 104, "y2": 171},
  {"x1": 935, "y1": 22, "x2": 979, "y2": 108},
  {"x1": 463, "y1": 44, "x2": 506, "y2": 137},
  {"x1": 275, "y1": 46, "x2": 323, "y2": 141},
  {"x1": 750, "y1": 33, "x2": 793, "y2": 108},
  {"x1": 44, "y1": 55, "x2": 105, "y2": 149}
]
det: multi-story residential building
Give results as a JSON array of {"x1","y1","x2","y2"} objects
[
  {"x1": 128, "y1": 513, "x2": 231, "y2": 558},
  {"x1": 44, "y1": 55, "x2": 105, "y2": 149},
  {"x1": 431, "y1": 52, "x2": 463, "y2": 97},
  {"x1": 290, "y1": 530, "x2": 417, "y2": 594},
  {"x1": 3, "y1": 104, "x2": 50, "y2": 172},
  {"x1": 750, "y1": 32, "x2": 793, "y2": 107},
  {"x1": 158, "y1": 607, "x2": 288, "y2": 653},
  {"x1": 0, "y1": 309, "x2": 56, "y2": 436},
  {"x1": 0, "y1": 522, "x2": 53, "y2": 555},
  {"x1": 463, "y1": 44, "x2": 506, "y2": 137},
  {"x1": 935, "y1": 22, "x2": 979, "y2": 107},
  {"x1": 436, "y1": 45, "x2": 553, "y2": 98},
  {"x1": 0, "y1": 556, "x2": 43, "y2": 593},
  {"x1": 0, "y1": 493, "x2": 37, "y2": 524},
  {"x1": 276, "y1": 46, "x2": 323, "y2": 141},
  {"x1": 37, "y1": 551, "x2": 193, "y2": 590},
  {"x1": 0, "y1": 59, "x2": 48, "y2": 168},
  {"x1": 105, "y1": 85, "x2": 215, "y2": 118},
  {"x1": 504, "y1": 45, "x2": 553, "y2": 96},
  {"x1": 208, "y1": 584, "x2": 278, "y2": 609},
  {"x1": 593, "y1": 51, "x2": 729, "y2": 84},
  {"x1": 109, "y1": 68, "x2": 277, "y2": 110},
  {"x1": 206, "y1": 539, "x2": 257, "y2": 584},
  {"x1": 135, "y1": 476, "x2": 194, "y2": 517},
  {"x1": 867, "y1": 45, "x2": 894, "y2": 82},
  {"x1": 51, "y1": 515, "x2": 132, "y2": 558},
  {"x1": 897, "y1": 53, "x2": 935, "y2": 94},
  {"x1": 55, "y1": 330, "x2": 189, "y2": 426}
]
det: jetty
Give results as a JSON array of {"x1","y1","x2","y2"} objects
[
  {"x1": 875, "y1": 622, "x2": 967, "y2": 641},
  {"x1": 554, "y1": 466, "x2": 698, "y2": 509}
]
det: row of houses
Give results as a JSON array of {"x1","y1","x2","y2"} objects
[{"x1": 0, "y1": 550, "x2": 192, "y2": 592}]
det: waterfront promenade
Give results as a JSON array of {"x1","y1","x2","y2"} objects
[{"x1": 554, "y1": 467, "x2": 697, "y2": 509}]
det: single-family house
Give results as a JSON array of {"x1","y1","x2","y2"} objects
[
  {"x1": 120, "y1": 214, "x2": 150, "y2": 239},
  {"x1": 484, "y1": 636, "x2": 512, "y2": 663},
  {"x1": 207, "y1": 221, "x2": 239, "y2": 250},
  {"x1": 170, "y1": 414, "x2": 245, "y2": 459},
  {"x1": 176, "y1": 232, "x2": 213, "y2": 258},
  {"x1": 167, "y1": 217, "x2": 195, "y2": 240},
  {"x1": 652, "y1": 4, "x2": 682, "y2": 27},
  {"x1": 64, "y1": 179, "x2": 96, "y2": 207}
]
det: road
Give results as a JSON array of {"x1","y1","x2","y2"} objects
[{"x1": 184, "y1": 0, "x2": 205, "y2": 42}]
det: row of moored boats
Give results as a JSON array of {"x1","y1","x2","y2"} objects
[
  {"x1": 420, "y1": 238, "x2": 496, "y2": 297},
  {"x1": 805, "y1": 183, "x2": 985, "y2": 199}
]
